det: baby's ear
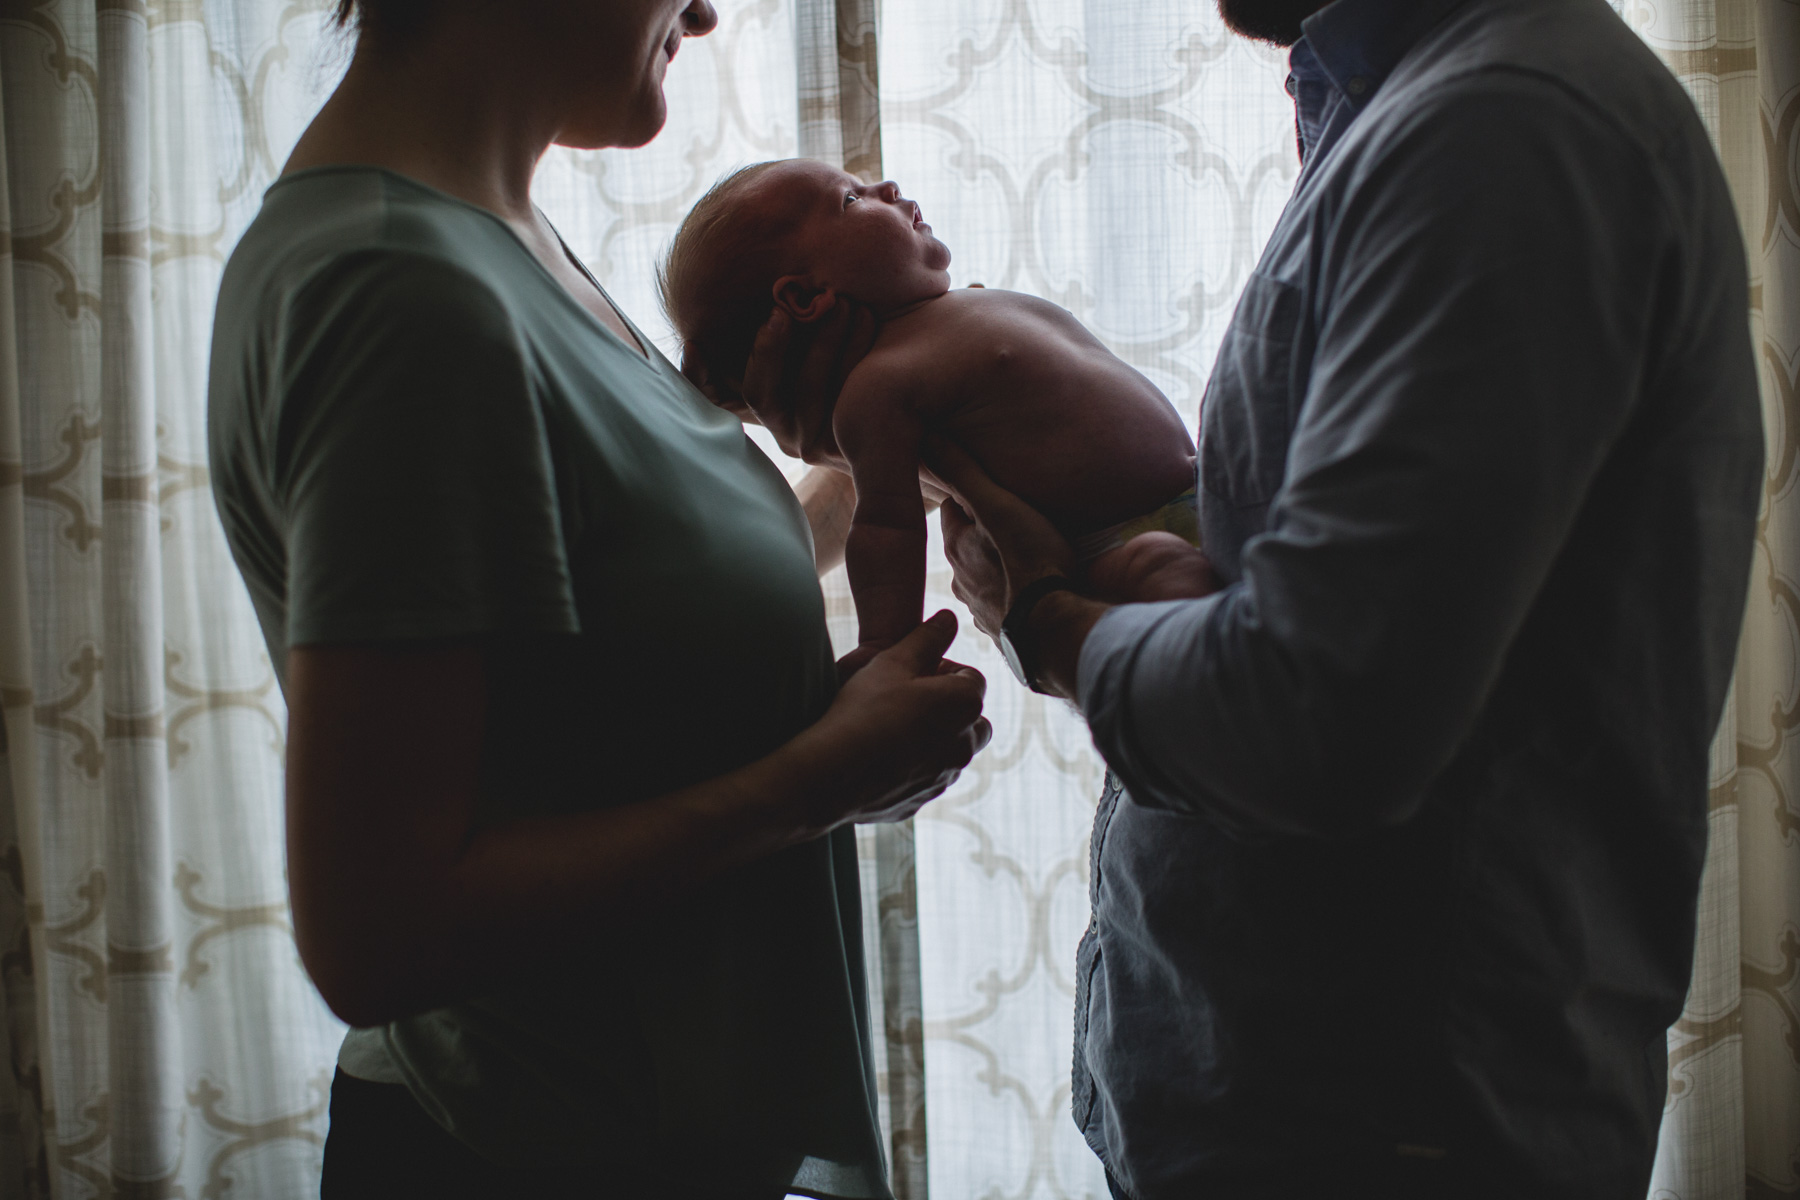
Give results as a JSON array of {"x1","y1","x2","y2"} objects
[{"x1": 773, "y1": 277, "x2": 837, "y2": 323}]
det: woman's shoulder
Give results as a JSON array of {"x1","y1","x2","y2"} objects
[{"x1": 220, "y1": 167, "x2": 528, "y2": 342}]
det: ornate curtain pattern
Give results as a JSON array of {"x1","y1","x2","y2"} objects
[
  {"x1": 0, "y1": 2, "x2": 1792, "y2": 1199},
  {"x1": 1624, "y1": 0, "x2": 1800, "y2": 1196},
  {"x1": 875, "y1": 5, "x2": 1295, "y2": 1197},
  {"x1": 0, "y1": 2, "x2": 348, "y2": 1197}
]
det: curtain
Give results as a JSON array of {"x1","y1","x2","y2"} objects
[
  {"x1": 876, "y1": 5, "x2": 1296, "y2": 1197},
  {"x1": 1, "y1": 2, "x2": 1790, "y2": 1200},
  {"x1": 0, "y1": 1, "x2": 348, "y2": 1197},
  {"x1": 1624, "y1": 0, "x2": 1800, "y2": 1196}
]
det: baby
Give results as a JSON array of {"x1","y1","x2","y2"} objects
[{"x1": 663, "y1": 158, "x2": 1199, "y2": 655}]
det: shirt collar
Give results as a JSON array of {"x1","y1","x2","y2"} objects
[{"x1": 1295, "y1": 0, "x2": 1473, "y2": 109}]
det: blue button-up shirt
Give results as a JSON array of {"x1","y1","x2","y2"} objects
[{"x1": 1071, "y1": 0, "x2": 1763, "y2": 1194}]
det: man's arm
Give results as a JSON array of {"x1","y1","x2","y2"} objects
[
  {"x1": 836, "y1": 372, "x2": 929, "y2": 651},
  {"x1": 950, "y1": 77, "x2": 1679, "y2": 837}
]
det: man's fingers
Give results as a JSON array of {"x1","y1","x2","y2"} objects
[
  {"x1": 939, "y1": 495, "x2": 974, "y2": 538},
  {"x1": 926, "y1": 437, "x2": 1032, "y2": 536}
]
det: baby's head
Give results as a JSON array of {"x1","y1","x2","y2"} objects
[{"x1": 661, "y1": 158, "x2": 952, "y2": 393}]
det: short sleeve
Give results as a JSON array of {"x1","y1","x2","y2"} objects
[{"x1": 275, "y1": 250, "x2": 580, "y2": 646}]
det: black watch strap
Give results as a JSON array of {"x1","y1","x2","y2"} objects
[{"x1": 1000, "y1": 575, "x2": 1078, "y2": 693}]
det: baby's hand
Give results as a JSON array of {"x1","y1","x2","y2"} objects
[{"x1": 1085, "y1": 533, "x2": 1222, "y2": 604}]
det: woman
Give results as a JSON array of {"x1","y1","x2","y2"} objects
[{"x1": 205, "y1": 1, "x2": 991, "y2": 1195}]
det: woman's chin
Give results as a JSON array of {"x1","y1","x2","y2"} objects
[{"x1": 558, "y1": 94, "x2": 668, "y2": 151}]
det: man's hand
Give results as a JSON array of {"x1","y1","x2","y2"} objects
[
  {"x1": 930, "y1": 439, "x2": 1077, "y2": 638},
  {"x1": 1085, "y1": 532, "x2": 1222, "y2": 603},
  {"x1": 933, "y1": 438, "x2": 1222, "y2": 699},
  {"x1": 682, "y1": 297, "x2": 878, "y2": 472}
]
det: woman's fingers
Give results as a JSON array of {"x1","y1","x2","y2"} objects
[
  {"x1": 739, "y1": 310, "x2": 797, "y2": 443},
  {"x1": 878, "y1": 608, "x2": 958, "y2": 676},
  {"x1": 838, "y1": 304, "x2": 878, "y2": 393}
]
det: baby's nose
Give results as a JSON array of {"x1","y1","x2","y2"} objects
[{"x1": 876, "y1": 180, "x2": 902, "y2": 202}]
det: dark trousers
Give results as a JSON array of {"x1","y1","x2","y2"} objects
[
  {"x1": 321, "y1": 1069, "x2": 524, "y2": 1199},
  {"x1": 320, "y1": 1069, "x2": 792, "y2": 1199},
  {"x1": 1105, "y1": 1155, "x2": 1452, "y2": 1200}
]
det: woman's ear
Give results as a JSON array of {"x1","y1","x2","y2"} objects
[{"x1": 773, "y1": 277, "x2": 837, "y2": 323}]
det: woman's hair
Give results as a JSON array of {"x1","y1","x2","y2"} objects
[
  {"x1": 332, "y1": 0, "x2": 440, "y2": 41},
  {"x1": 659, "y1": 161, "x2": 804, "y2": 390}
]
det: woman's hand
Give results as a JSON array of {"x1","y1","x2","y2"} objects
[
  {"x1": 798, "y1": 610, "x2": 991, "y2": 828},
  {"x1": 683, "y1": 297, "x2": 878, "y2": 471},
  {"x1": 285, "y1": 621, "x2": 986, "y2": 1028}
]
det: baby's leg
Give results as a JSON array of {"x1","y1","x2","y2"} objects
[{"x1": 1085, "y1": 533, "x2": 1220, "y2": 603}]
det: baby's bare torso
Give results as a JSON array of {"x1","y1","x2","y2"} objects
[{"x1": 838, "y1": 288, "x2": 1197, "y2": 537}]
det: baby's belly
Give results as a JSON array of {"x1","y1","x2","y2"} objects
[{"x1": 943, "y1": 359, "x2": 1198, "y2": 537}]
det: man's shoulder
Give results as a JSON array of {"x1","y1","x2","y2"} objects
[{"x1": 1381, "y1": 0, "x2": 1711, "y2": 170}]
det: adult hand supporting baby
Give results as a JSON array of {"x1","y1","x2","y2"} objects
[
  {"x1": 933, "y1": 439, "x2": 1220, "y2": 701},
  {"x1": 737, "y1": 296, "x2": 879, "y2": 471},
  {"x1": 932, "y1": 439, "x2": 1097, "y2": 701}
]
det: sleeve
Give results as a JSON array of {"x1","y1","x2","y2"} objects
[
  {"x1": 1078, "y1": 73, "x2": 1682, "y2": 837},
  {"x1": 274, "y1": 249, "x2": 580, "y2": 647}
]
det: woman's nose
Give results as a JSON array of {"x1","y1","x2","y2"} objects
[{"x1": 682, "y1": 0, "x2": 720, "y2": 37}]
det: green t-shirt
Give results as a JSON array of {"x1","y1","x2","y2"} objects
[{"x1": 208, "y1": 167, "x2": 887, "y2": 1198}]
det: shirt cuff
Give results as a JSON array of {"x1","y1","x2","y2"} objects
[{"x1": 1077, "y1": 596, "x2": 1224, "y2": 795}]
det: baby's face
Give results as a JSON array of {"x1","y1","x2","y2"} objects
[{"x1": 753, "y1": 160, "x2": 953, "y2": 315}]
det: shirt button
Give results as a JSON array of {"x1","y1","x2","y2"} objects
[{"x1": 1347, "y1": 76, "x2": 1368, "y2": 96}]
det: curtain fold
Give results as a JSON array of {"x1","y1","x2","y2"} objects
[
  {"x1": 0, "y1": 3, "x2": 346, "y2": 1195},
  {"x1": 1625, "y1": 0, "x2": 1800, "y2": 1194},
  {"x1": 793, "y1": 4, "x2": 932, "y2": 1194},
  {"x1": 0, "y1": 2, "x2": 1791, "y2": 1199}
]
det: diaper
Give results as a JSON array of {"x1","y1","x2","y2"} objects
[{"x1": 1072, "y1": 488, "x2": 1201, "y2": 564}]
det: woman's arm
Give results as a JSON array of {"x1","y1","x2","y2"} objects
[
  {"x1": 286, "y1": 612, "x2": 986, "y2": 1028},
  {"x1": 795, "y1": 466, "x2": 854, "y2": 575}
]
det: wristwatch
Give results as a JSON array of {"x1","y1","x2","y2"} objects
[{"x1": 999, "y1": 575, "x2": 1078, "y2": 694}]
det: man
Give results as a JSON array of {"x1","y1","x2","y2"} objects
[{"x1": 932, "y1": 0, "x2": 1764, "y2": 1195}]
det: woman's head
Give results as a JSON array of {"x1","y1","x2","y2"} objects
[
  {"x1": 662, "y1": 159, "x2": 952, "y2": 390},
  {"x1": 333, "y1": 0, "x2": 719, "y2": 149}
]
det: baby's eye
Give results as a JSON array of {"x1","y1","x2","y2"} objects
[{"x1": 844, "y1": 190, "x2": 859, "y2": 207}]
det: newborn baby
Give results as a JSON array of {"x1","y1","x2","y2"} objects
[{"x1": 663, "y1": 158, "x2": 1199, "y2": 654}]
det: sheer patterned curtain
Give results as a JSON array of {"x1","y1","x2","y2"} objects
[
  {"x1": 876, "y1": 6, "x2": 1295, "y2": 1197},
  {"x1": 2, "y1": 2, "x2": 1792, "y2": 1199},
  {"x1": 0, "y1": 2, "x2": 348, "y2": 1197},
  {"x1": 1620, "y1": 1, "x2": 1800, "y2": 1196}
]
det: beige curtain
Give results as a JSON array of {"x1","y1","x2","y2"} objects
[
  {"x1": 876, "y1": 5, "x2": 1297, "y2": 1196},
  {"x1": 1624, "y1": 0, "x2": 1800, "y2": 1196},
  {"x1": 3, "y1": 2, "x2": 1788, "y2": 1199},
  {"x1": 0, "y1": 1, "x2": 348, "y2": 1197}
]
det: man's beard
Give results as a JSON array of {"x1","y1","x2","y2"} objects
[{"x1": 1216, "y1": 0, "x2": 1327, "y2": 45}]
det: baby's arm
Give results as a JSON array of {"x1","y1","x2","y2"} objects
[{"x1": 834, "y1": 370, "x2": 929, "y2": 654}]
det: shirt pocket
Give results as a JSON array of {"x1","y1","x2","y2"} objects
[{"x1": 1199, "y1": 272, "x2": 1305, "y2": 507}]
